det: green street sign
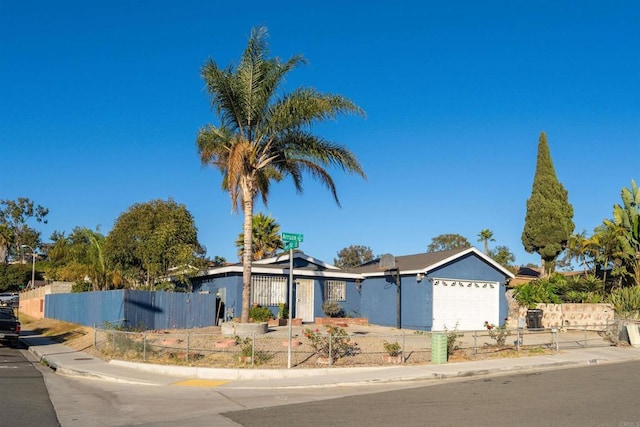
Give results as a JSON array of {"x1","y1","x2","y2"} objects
[
  {"x1": 283, "y1": 240, "x2": 299, "y2": 251},
  {"x1": 282, "y1": 232, "x2": 303, "y2": 242}
]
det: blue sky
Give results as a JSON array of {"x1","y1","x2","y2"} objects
[{"x1": 1, "y1": 1, "x2": 638, "y2": 268}]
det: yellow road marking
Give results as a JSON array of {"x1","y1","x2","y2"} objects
[{"x1": 173, "y1": 379, "x2": 229, "y2": 387}]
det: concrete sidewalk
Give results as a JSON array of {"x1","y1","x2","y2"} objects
[{"x1": 20, "y1": 332, "x2": 640, "y2": 389}]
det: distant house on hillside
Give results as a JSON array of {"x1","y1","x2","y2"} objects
[{"x1": 509, "y1": 266, "x2": 542, "y2": 287}]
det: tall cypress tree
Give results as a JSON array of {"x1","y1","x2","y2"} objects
[{"x1": 522, "y1": 132, "x2": 575, "y2": 276}]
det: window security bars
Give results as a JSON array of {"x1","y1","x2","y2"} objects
[
  {"x1": 325, "y1": 280, "x2": 346, "y2": 302},
  {"x1": 251, "y1": 275, "x2": 287, "y2": 306}
]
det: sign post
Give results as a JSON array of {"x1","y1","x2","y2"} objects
[{"x1": 282, "y1": 232, "x2": 303, "y2": 369}]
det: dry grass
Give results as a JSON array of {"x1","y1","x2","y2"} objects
[{"x1": 19, "y1": 314, "x2": 97, "y2": 354}]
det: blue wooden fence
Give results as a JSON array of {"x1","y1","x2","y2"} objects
[{"x1": 45, "y1": 290, "x2": 222, "y2": 330}]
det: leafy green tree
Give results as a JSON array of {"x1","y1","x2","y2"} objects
[
  {"x1": 334, "y1": 245, "x2": 374, "y2": 268},
  {"x1": 236, "y1": 213, "x2": 282, "y2": 261},
  {"x1": 603, "y1": 180, "x2": 640, "y2": 287},
  {"x1": 521, "y1": 132, "x2": 575, "y2": 277},
  {"x1": 39, "y1": 230, "x2": 72, "y2": 281},
  {"x1": 477, "y1": 229, "x2": 495, "y2": 254},
  {"x1": 0, "y1": 198, "x2": 49, "y2": 263},
  {"x1": 488, "y1": 245, "x2": 515, "y2": 267},
  {"x1": 427, "y1": 234, "x2": 471, "y2": 252},
  {"x1": 104, "y1": 199, "x2": 204, "y2": 289},
  {"x1": 0, "y1": 263, "x2": 33, "y2": 292},
  {"x1": 196, "y1": 27, "x2": 365, "y2": 322},
  {"x1": 39, "y1": 227, "x2": 111, "y2": 290},
  {"x1": 0, "y1": 224, "x2": 11, "y2": 265}
]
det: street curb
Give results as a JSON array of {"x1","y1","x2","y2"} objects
[
  {"x1": 109, "y1": 359, "x2": 390, "y2": 380},
  {"x1": 217, "y1": 362, "x2": 583, "y2": 390},
  {"x1": 54, "y1": 366, "x2": 163, "y2": 386},
  {"x1": 22, "y1": 335, "x2": 640, "y2": 389}
]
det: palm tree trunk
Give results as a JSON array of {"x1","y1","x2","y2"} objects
[{"x1": 240, "y1": 187, "x2": 254, "y2": 323}]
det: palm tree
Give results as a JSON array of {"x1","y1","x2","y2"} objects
[
  {"x1": 83, "y1": 228, "x2": 108, "y2": 291},
  {"x1": 564, "y1": 231, "x2": 590, "y2": 274},
  {"x1": 197, "y1": 27, "x2": 366, "y2": 322},
  {"x1": 236, "y1": 213, "x2": 283, "y2": 261},
  {"x1": 477, "y1": 229, "x2": 495, "y2": 254}
]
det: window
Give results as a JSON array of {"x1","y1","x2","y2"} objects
[
  {"x1": 325, "y1": 280, "x2": 346, "y2": 302},
  {"x1": 251, "y1": 275, "x2": 287, "y2": 306}
]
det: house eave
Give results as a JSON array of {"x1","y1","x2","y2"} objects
[
  {"x1": 360, "y1": 247, "x2": 515, "y2": 279},
  {"x1": 199, "y1": 265, "x2": 363, "y2": 280}
]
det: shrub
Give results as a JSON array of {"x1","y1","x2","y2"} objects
[
  {"x1": 277, "y1": 303, "x2": 288, "y2": 319},
  {"x1": 322, "y1": 301, "x2": 344, "y2": 317},
  {"x1": 515, "y1": 274, "x2": 606, "y2": 306},
  {"x1": 607, "y1": 287, "x2": 640, "y2": 319},
  {"x1": 235, "y1": 336, "x2": 273, "y2": 364},
  {"x1": 303, "y1": 325, "x2": 358, "y2": 361},
  {"x1": 72, "y1": 281, "x2": 93, "y2": 293},
  {"x1": 584, "y1": 292, "x2": 605, "y2": 304},
  {"x1": 382, "y1": 340, "x2": 401, "y2": 356},
  {"x1": 484, "y1": 320, "x2": 511, "y2": 346},
  {"x1": 443, "y1": 323, "x2": 463, "y2": 355},
  {"x1": 513, "y1": 278, "x2": 561, "y2": 308},
  {"x1": 249, "y1": 305, "x2": 273, "y2": 322}
]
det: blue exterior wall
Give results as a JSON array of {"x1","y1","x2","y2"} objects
[
  {"x1": 311, "y1": 278, "x2": 361, "y2": 318},
  {"x1": 361, "y1": 276, "x2": 432, "y2": 330},
  {"x1": 429, "y1": 253, "x2": 507, "y2": 282},
  {"x1": 193, "y1": 273, "x2": 363, "y2": 321},
  {"x1": 193, "y1": 274, "x2": 243, "y2": 320},
  {"x1": 402, "y1": 278, "x2": 433, "y2": 330},
  {"x1": 361, "y1": 253, "x2": 510, "y2": 330}
]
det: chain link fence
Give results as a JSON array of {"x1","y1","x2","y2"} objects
[{"x1": 92, "y1": 320, "x2": 627, "y2": 369}]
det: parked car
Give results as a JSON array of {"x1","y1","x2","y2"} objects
[
  {"x1": 0, "y1": 293, "x2": 19, "y2": 308},
  {"x1": 0, "y1": 306, "x2": 20, "y2": 348}
]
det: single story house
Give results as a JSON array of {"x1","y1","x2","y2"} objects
[
  {"x1": 352, "y1": 247, "x2": 515, "y2": 331},
  {"x1": 192, "y1": 252, "x2": 364, "y2": 323},
  {"x1": 191, "y1": 247, "x2": 514, "y2": 331}
]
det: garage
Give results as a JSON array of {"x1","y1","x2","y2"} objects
[
  {"x1": 354, "y1": 247, "x2": 513, "y2": 331},
  {"x1": 431, "y1": 278, "x2": 500, "y2": 331}
]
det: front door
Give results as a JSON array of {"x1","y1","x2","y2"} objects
[{"x1": 296, "y1": 279, "x2": 314, "y2": 322}]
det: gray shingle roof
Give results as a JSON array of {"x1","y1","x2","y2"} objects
[{"x1": 350, "y1": 248, "x2": 470, "y2": 275}]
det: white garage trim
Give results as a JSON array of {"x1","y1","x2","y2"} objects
[{"x1": 431, "y1": 278, "x2": 499, "y2": 331}]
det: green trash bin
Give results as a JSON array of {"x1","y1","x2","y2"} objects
[{"x1": 431, "y1": 333, "x2": 448, "y2": 364}]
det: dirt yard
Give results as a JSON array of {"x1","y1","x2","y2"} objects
[{"x1": 17, "y1": 314, "x2": 584, "y2": 369}]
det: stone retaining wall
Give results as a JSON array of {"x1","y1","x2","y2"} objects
[{"x1": 515, "y1": 303, "x2": 614, "y2": 329}]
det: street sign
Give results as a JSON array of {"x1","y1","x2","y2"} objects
[
  {"x1": 282, "y1": 232, "x2": 303, "y2": 242},
  {"x1": 283, "y1": 240, "x2": 299, "y2": 251}
]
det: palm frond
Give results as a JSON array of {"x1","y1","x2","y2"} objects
[
  {"x1": 267, "y1": 89, "x2": 365, "y2": 134},
  {"x1": 201, "y1": 61, "x2": 246, "y2": 133}
]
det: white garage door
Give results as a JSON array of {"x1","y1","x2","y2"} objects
[{"x1": 431, "y1": 278, "x2": 499, "y2": 331}]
